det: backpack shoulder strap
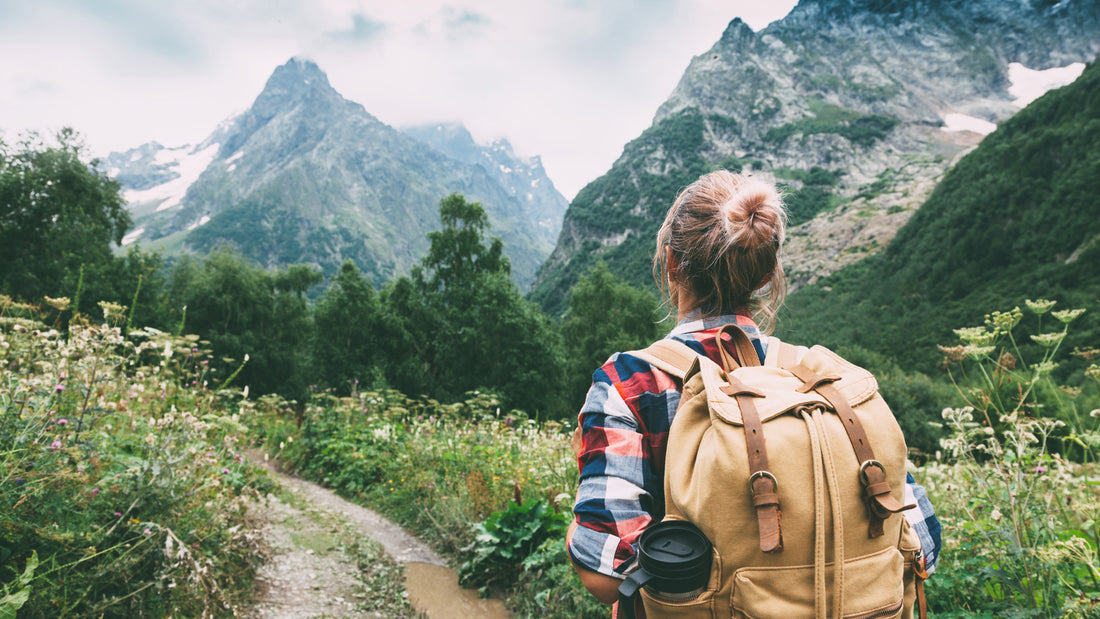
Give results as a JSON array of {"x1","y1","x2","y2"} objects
[
  {"x1": 627, "y1": 339, "x2": 701, "y2": 380},
  {"x1": 762, "y1": 335, "x2": 804, "y2": 369}
]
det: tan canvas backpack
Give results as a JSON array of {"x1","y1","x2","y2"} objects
[{"x1": 619, "y1": 326, "x2": 928, "y2": 619}]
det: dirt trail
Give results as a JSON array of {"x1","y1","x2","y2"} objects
[{"x1": 247, "y1": 459, "x2": 512, "y2": 619}]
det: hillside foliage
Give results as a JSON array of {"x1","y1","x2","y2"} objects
[{"x1": 778, "y1": 58, "x2": 1100, "y2": 378}]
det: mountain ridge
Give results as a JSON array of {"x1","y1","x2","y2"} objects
[
  {"x1": 107, "y1": 58, "x2": 567, "y2": 289},
  {"x1": 530, "y1": 0, "x2": 1099, "y2": 314}
]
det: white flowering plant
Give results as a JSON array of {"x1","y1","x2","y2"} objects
[
  {"x1": 924, "y1": 300, "x2": 1100, "y2": 617},
  {"x1": 0, "y1": 300, "x2": 271, "y2": 617}
]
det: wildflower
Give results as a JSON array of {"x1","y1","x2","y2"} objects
[
  {"x1": 50, "y1": 440, "x2": 62, "y2": 450},
  {"x1": 222, "y1": 468, "x2": 230, "y2": 474},
  {"x1": 144, "y1": 528, "x2": 152, "y2": 535},
  {"x1": 91, "y1": 488, "x2": 99, "y2": 495},
  {"x1": 965, "y1": 345, "x2": 996, "y2": 360},
  {"x1": 1030, "y1": 332, "x2": 1066, "y2": 348},
  {"x1": 1029, "y1": 360, "x2": 1056, "y2": 376},
  {"x1": 1025, "y1": 299, "x2": 1057, "y2": 314},
  {"x1": 1052, "y1": 308, "x2": 1085, "y2": 324},
  {"x1": 44, "y1": 296, "x2": 71, "y2": 310},
  {"x1": 57, "y1": 418, "x2": 68, "y2": 425},
  {"x1": 954, "y1": 326, "x2": 993, "y2": 345},
  {"x1": 115, "y1": 512, "x2": 122, "y2": 517},
  {"x1": 55, "y1": 383, "x2": 64, "y2": 392},
  {"x1": 1034, "y1": 465, "x2": 1046, "y2": 474},
  {"x1": 990, "y1": 507, "x2": 1002, "y2": 522},
  {"x1": 985, "y1": 308, "x2": 1023, "y2": 334}
]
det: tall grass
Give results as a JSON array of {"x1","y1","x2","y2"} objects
[{"x1": 0, "y1": 296, "x2": 272, "y2": 617}]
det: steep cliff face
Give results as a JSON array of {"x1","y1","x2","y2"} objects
[
  {"x1": 110, "y1": 58, "x2": 568, "y2": 289},
  {"x1": 531, "y1": 0, "x2": 1099, "y2": 314}
]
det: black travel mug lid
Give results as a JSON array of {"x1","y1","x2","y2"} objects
[{"x1": 637, "y1": 520, "x2": 712, "y2": 593}]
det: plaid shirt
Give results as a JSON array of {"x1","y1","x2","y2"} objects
[{"x1": 569, "y1": 314, "x2": 941, "y2": 580}]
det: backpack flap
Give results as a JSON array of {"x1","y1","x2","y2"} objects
[{"x1": 699, "y1": 360, "x2": 832, "y2": 427}]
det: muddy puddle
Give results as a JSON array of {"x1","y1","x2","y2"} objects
[{"x1": 404, "y1": 562, "x2": 512, "y2": 619}]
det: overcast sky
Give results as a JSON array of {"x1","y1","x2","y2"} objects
[{"x1": 0, "y1": 1, "x2": 799, "y2": 199}]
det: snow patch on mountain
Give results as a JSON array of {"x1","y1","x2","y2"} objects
[
  {"x1": 942, "y1": 113, "x2": 996, "y2": 135},
  {"x1": 123, "y1": 143, "x2": 220, "y2": 212},
  {"x1": 1008, "y1": 62, "x2": 1086, "y2": 108},
  {"x1": 121, "y1": 227, "x2": 144, "y2": 246}
]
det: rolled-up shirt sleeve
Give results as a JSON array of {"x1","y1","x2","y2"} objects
[
  {"x1": 569, "y1": 357, "x2": 662, "y2": 578},
  {"x1": 904, "y1": 471, "x2": 942, "y2": 575}
]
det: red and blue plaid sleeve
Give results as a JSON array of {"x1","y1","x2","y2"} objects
[
  {"x1": 568, "y1": 351, "x2": 680, "y2": 577},
  {"x1": 904, "y1": 472, "x2": 942, "y2": 574}
]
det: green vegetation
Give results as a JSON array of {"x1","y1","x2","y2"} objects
[
  {"x1": 764, "y1": 98, "x2": 900, "y2": 147},
  {"x1": 0, "y1": 299, "x2": 270, "y2": 617},
  {"x1": 779, "y1": 58, "x2": 1100, "y2": 376},
  {"x1": 921, "y1": 301, "x2": 1100, "y2": 616}
]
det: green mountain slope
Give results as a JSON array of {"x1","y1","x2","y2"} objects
[{"x1": 777, "y1": 57, "x2": 1100, "y2": 373}]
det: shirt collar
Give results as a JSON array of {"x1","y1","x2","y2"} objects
[{"x1": 668, "y1": 311, "x2": 757, "y2": 337}]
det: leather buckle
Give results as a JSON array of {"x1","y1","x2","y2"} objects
[
  {"x1": 749, "y1": 470, "x2": 778, "y2": 496},
  {"x1": 858, "y1": 459, "x2": 885, "y2": 486}
]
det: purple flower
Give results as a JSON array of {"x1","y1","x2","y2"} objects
[
  {"x1": 91, "y1": 488, "x2": 99, "y2": 495},
  {"x1": 222, "y1": 468, "x2": 230, "y2": 474},
  {"x1": 57, "y1": 418, "x2": 68, "y2": 426},
  {"x1": 55, "y1": 384, "x2": 64, "y2": 392},
  {"x1": 115, "y1": 512, "x2": 122, "y2": 517},
  {"x1": 1034, "y1": 465, "x2": 1047, "y2": 474},
  {"x1": 50, "y1": 440, "x2": 62, "y2": 450},
  {"x1": 144, "y1": 528, "x2": 151, "y2": 535}
]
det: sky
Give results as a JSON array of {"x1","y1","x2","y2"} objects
[{"x1": 0, "y1": 0, "x2": 799, "y2": 200}]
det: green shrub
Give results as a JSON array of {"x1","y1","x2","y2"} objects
[
  {"x1": 458, "y1": 499, "x2": 569, "y2": 596},
  {"x1": 0, "y1": 300, "x2": 270, "y2": 617}
]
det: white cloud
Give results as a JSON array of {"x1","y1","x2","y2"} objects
[{"x1": 0, "y1": 0, "x2": 799, "y2": 199}]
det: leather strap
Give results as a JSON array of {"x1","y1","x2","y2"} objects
[
  {"x1": 715, "y1": 323, "x2": 761, "y2": 371},
  {"x1": 785, "y1": 364, "x2": 915, "y2": 537},
  {"x1": 725, "y1": 377, "x2": 782, "y2": 553},
  {"x1": 913, "y1": 551, "x2": 929, "y2": 619}
]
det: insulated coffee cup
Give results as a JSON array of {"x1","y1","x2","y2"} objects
[{"x1": 617, "y1": 520, "x2": 712, "y2": 619}]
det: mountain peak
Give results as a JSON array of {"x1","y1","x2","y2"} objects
[{"x1": 264, "y1": 56, "x2": 333, "y2": 95}]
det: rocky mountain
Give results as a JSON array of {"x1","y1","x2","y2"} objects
[
  {"x1": 530, "y1": 0, "x2": 1100, "y2": 315},
  {"x1": 402, "y1": 122, "x2": 568, "y2": 244},
  {"x1": 778, "y1": 54, "x2": 1100, "y2": 372},
  {"x1": 105, "y1": 58, "x2": 568, "y2": 289}
]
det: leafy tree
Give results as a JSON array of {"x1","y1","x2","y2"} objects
[
  {"x1": 562, "y1": 261, "x2": 663, "y2": 408},
  {"x1": 312, "y1": 261, "x2": 387, "y2": 393},
  {"x1": 168, "y1": 247, "x2": 317, "y2": 400},
  {"x1": 0, "y1": 129, "x2": 131, "y2": 308},
  {"x1": 385, "y1": 194, "x2": 567, "y2": 417},
  {"x1": 418, "y1": 192, "x2": 509, "y2": 306}
]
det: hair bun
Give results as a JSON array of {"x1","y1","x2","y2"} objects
[{"x1": 721, "y1": 179, "x2": 784, "y2": 250}]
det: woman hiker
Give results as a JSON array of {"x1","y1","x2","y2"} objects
[{"x1": 566, "y1": 169, "x2": 941, "y2": 616}]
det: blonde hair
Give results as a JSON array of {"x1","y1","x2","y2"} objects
[{"x1": 653, "y1": 170, "x2": 787, "y2": 333}]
